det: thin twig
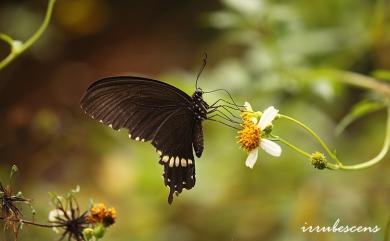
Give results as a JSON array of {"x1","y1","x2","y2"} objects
[{"x1": 0, "y1": 216, "x2": 64, "y2": 228}]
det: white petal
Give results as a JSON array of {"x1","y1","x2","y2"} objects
[
  {"x1": 48, "y1": 209, "x2": 65, "y2": 233},
  {"x1": 245, "y1": 148, "x2": 259, "y2": 168},
  {"x1": 48, "y1": 209, "x2": 62, "y2": 222},
  {"x1": 258, "y1": 106, "x2": 279, "y2": 130},
  {"x1": 260, "y1": 139, "x2": 282, "y2": 157},
  {"x1": 244, "y1": 102, "x2": 253, "y2": 111},
  {"x1": 243, "y1": 102, "x2": 257, "y2": 124}
]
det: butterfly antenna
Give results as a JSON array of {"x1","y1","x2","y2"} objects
[{"x1": 195, "y1": 52, "x2": 208, "y2": 89}]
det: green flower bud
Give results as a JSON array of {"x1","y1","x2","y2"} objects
[
  {"x1": 93, "y1": 224, "x2": 106, "y2": 239},
  {"x1": 311, "y1": 152, "x2": 327, "y2": 170},
  {"x1": 83, "y1": 228, "x2": 94, "y2": 241}
]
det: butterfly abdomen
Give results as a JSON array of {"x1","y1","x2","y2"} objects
[
  {"x1": 191, "y1": 89, "x2": 207, "y2": 158},
  {"x1": 192, "y1": 121, "x2": 204, "y2": 158}
]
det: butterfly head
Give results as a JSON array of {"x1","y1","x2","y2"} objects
[{"x1": 194, "y1": 88, "x2": 203, "y2": 98}]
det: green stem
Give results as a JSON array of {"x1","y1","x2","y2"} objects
[
  {"x1": 316, "y1": 69, "x2": 390, "y2": 96},
  {"x1": 336, "y1": 70, "x2": 390, "y2": 97},
  {"x1": 274, "y1": 136, "x2": 312, "y2": 159},
  {"x1": 278, "y1": 102, "x2": 390, "y2": 170},
  {"x1": 0, "y1": 52, "x2": 17, "y2": 71},
  {"x1": 337, "y1": 104, "x2": 390, "y2": 170},
  {"x1": 273, "y1": 136, "x2": 340, "y2": 170},
  {"x1": 278, "y1": 114, "x2": 342, "y2": 164},
  {"x1": 0, "y1": 0, "x2": 56, "y2": 70},
  {"x1": 325, "y1": 162, "x2": 340, "y2": 170},
  {"x1": 0, "y1": 33, "x2": 14, "y2": 45}
]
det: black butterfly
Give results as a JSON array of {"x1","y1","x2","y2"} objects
[{"x1": 80, "y1": 76, "x2": 211, "y2": 203}]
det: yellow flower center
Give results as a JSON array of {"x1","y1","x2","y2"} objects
[{"x1": 237, "y1": 112, "x2": 261, "y2": 152}]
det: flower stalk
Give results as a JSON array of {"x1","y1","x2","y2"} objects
[
  {"x1": 238, "y1": 101, "x2": 389, "y2": 171},
  {"x1": 276, "y1": 104, "x2": 390, "y2": 170},
  {"x1": 335, "y1": 104, "x2": 390, "y2": 170},
  {"x1": 278, "y1": 114, "x2": 342, "y2": 165}
]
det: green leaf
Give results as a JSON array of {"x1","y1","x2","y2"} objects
[
  {"x1": 336, "y1": 100, "x2": 385, "y2": 135},
  {"x1": 371, "y1": 69, "x2": 390, "y2": 81}
]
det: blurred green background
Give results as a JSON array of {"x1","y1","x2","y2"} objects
[{"x1": 0, "y1": 0, "x2": 389, "y2": 241}]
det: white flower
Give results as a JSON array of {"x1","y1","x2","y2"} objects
[
  {"x1": 48, "y1": 209, "x2": 71, "y2": 233},
  {"x1": 239, "y1": 102, "x2": 282, "y2": 168}
]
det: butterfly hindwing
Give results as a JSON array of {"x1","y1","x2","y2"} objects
[
  {"x1": 156, "y1": 109, "x2": 197, "y2": 203},
  {"x1": 80, "y1": 76, "x2": 200, "y2": 203}
]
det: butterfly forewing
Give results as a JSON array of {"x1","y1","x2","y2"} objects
[{"x1": 80, "y1": 76, "x2": 201, "y2": 203}]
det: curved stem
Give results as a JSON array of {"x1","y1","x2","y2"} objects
[
  {"x1": 19, "y1": 0, "x2": 56, "y2": 55},
  {"x1": 273, "y1": 135, "x2": 340, "y2": 170},
  {"x1": 0, "y1": 0, "x2": 56, "y2": 70},
  {"x1": 0, "y1": 53, "x2": 17, "y2": 71},
  {"x1": 0, "y1": 33, "x2": 14, "y2": 45},
  {"x1": 278, "y1": 102, "x2": 389, "y2": 170},
  {"x1": 325, "y1": 162, "x2": 340, "y2": 170},
  {"x1": 337, "y1": 104, "x2": 390, "y2": 170},
  {"x1": 278, "y1": 114, "x2": 342, "y2": 165}
]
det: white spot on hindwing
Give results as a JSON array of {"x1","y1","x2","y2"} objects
[
  {"x1": 181, "y1": 158, "x2": 187, "y2": 167},
  {"x1": 169, "y1": 157, "x2": 175, "y2": 167},
  {"x1": 135, "y1": 137, "x2": 140, "y2": 141},
  {"x1": 161, "y1": 156, "x2": 193, "y2": 167},
  {"x1": 162, "y1": 156, "x2": 169, "y2": 163},
  {"x1": 175, "y1": 157, "x2": 180, "y2": 167}
]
